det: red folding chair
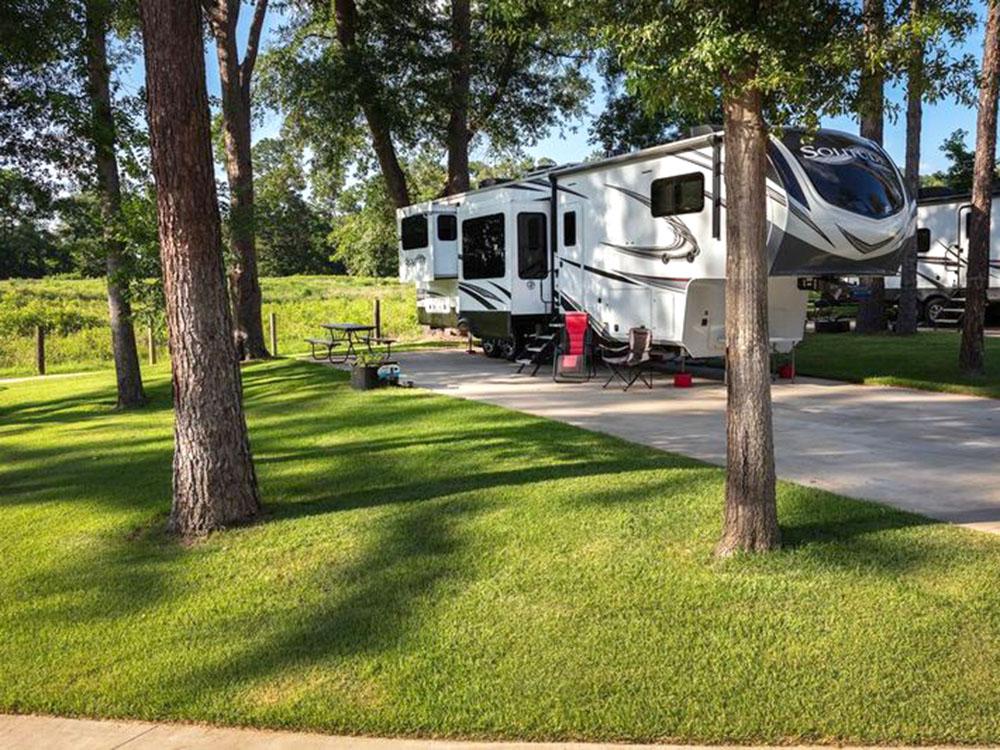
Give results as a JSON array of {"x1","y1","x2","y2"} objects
[{"x1": 552, "y1": 311, "x2": 594, "y2": 382}]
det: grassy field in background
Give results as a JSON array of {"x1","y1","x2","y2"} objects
[
  {"x1": 4, "y1": 278, "x2": 998, "y2": 400},
  {"x1": 0, "y1": 275, "x2": 442, "y2": 378},
  {"x1": 797, "y1": 331, "x2": 1000, "y2": 399},
  {"x1": 3, "y1": 359, "x2": 1000, "y2": 743}
]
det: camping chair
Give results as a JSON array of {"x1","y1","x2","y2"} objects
[
  {"x1": 600, "y1": 326, "x2": 654, "y2": 391},
  {"x1": 552, "y1": 311, "x2": 594, "y2": 382}
]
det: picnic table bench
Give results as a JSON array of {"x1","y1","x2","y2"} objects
[{"x1": 305, "y1": 337, "x2": 340, "y2": 361}]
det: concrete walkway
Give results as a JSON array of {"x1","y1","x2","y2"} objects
[
  {"x1": 0, "y1": 714, "x2": 987, "y2": 750},
  {"x1": 0, "y1": 714, "x2": 656, "y2": 749},
  {"x1": 390, "y1": 350, "x2": 1000, "y2": 534}
]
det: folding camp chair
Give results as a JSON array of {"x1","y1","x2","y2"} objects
[
  {"x1": 600, "y1": 326, "x2": 653, "y2": 391},
  {"x1": 552, "y1": 311, "x2": 594, "y2": 382}
]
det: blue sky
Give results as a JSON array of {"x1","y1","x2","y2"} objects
[{"x1": 122, "y1": 1, "x2": 990, "y2": 176}]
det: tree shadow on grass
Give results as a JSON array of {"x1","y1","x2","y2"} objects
[
  {"x1": 776, "y1": 487, "x2": 946, "y2": 575},
  {"x1": 10, "y1": 517, "x2": 187, "y2": 627},
  {"x1": 0, "y1": 378, "x2": 175, "y2": 427},
  {"x1": 269, "y1": 457, "x2": 668, "y2": 522},
  {"x1": 170, "y1": 495, "x2": 487, "y2": 713},
  {"x1": 0, "y1": 435, "x2": 172, "y2": 506}
]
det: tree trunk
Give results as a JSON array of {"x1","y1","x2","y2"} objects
[
  {"x1": 716, "y1": 77, "x2": 780, "y2": 557},
  {"x1": 139, "y1": 0, "x2": 261, "y2": 536},
  {"x1": 445, "y1": 0, "x2": 471, "y2": 195},
  {"x1": 960, "y1": 0, "x2": 1000, "y2": 375},
  {"x1": 856, "y1": 0, "x2": 887, "y2": 334},
  {"x1": 897, "y1": 0, "x2": 923, "y2": 336},
  {"x1": 84, "y1": 0, "x2": 146, "y2": 409},
  {"x1": 208, "y1": 0, "x2": 269, "y2": 360},
  {"x1": 333, "y1": 0, "x2": 410, "y2": 208}
]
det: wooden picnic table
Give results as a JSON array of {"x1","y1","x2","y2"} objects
[
  {"x1": 320, "y1": 323, "x2": 375, "y2": 363},
  {"x1": 305, "y1": 324, "x2": 398, "y2": 365}
]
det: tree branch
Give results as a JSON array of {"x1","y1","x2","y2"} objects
[
  {"x1": 240, "y1": 0, "x2": 269, "y2": 93},
  {"x1": 527, "y1": 42, "x2": 587, "y2": 62},
  {"x1": 469, "y1": 38, "x2": 522, "y2": 136},
  {"x1": 201, "y1": 0, "x2": 219, "y2": 25}
]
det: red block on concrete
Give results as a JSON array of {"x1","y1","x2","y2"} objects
[
  {"x1": 674, "y1": 373, "x2": 693, "y2": 388},
  {"x1": 778, "y1": 363, "x2": 795, "y2": 379}
]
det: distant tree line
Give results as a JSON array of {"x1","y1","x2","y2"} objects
[{"x1": 923, "y1": 128, "x2": 1000, "y2": 192}]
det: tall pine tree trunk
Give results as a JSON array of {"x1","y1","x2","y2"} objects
[
  {"x1": 208, "y1": 0, "x2": 269, "y2": 360},
  {"x1": 333, "y1": 0, "x2": 410, "y2": 208},
  {"x1": 856, "y1": 0, "x2": 887, "y2": 334},
  {"x1": 716, "y1": 76, "x2": 780, "y2": 556},
  {"x1": 960, "y1": 0, "x2": 1000, "y2": 375},
  {"x1": 898, "y1": 0, "x2": 923, "y2": 336},
  {"x1": 84, "y1": 0, "x2": 146, "y2": 409},
  {"x1": 139, "y1": 0, "x2": 261, "y2": 536},
  {"x1": 445, "y1": 0, "x2": 471, "y2": 195}
]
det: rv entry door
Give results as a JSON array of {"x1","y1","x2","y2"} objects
[{"x1": 512, "y1": 209, "x2": 551, "y2": 316}]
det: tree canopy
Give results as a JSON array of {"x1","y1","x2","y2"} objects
[
  {"x1": 258, "y1": 0, "x2": 590, "y2": 204},
  {"x1": 590, "y1": 0, "x2": 860, "y2": 130}
]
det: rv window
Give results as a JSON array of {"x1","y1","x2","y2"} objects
[
  {"x1": 518, "y1": 212, "x2": 548, "y2": 279},
  {"x1": 437, "y1": 214, "x2": 457, "y2": 241},
  {"x1": 917, "y1": 228, "x2": 931, "y2": 254},
  {"x1": 563, "y1": 211, "x2": 577, "y2": 246},
  {"x1": 401, "y1": 215, "x2": 428, "y2": 250},
  {"x1": 651, "y1": 173, "x2": 704, "y2": 216},
  {"x1": 462, "y1": 213, "x2": 505, "y2": 279}
]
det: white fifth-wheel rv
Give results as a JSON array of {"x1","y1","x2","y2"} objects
[
  {"x1": 884, "y1": 189, "x2": 1000, "y2": 325},
  {"x1": 398, "y1": 127, "x2": 914, "y2": 359}
]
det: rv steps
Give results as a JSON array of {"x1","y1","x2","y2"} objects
[
  {"x1": 933, "y1": 295, "x2": 966, "y2": 327},
  {"x1": 515, "y1": 326, "x2": 559, "y2": 376}
]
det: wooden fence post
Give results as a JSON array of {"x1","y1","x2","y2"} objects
[
  {"x1": 269, "y1": 312, "x2": 278, "y2": 356},
  {"x1": 35, "y1": 325, "x2": 45, "y2": 375},
  {"x1": 147, "y1": 324, "x2": 157, "y2": 365},
  {"x1": 373, "y1": 298, "x2": 382, "y2": 339}
]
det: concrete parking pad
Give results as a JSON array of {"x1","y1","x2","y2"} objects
[{"x1": 389, "y1": 350, "x2": 1000, "y2": 534}]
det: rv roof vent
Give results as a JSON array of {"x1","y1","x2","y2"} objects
[
  {"x1": 689, "y1": 124, "x2": 723, "y2": 137},
  {"x1": 478, "y1": 177, "x2": 513, "y2": 188}
]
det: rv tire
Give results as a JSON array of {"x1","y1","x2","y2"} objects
[
  {"x1": 499, "y1": 338, "x2": 517, "y2": 361},
  {"x1": 923, "y1": 295, "x2": 949, "y2": 326},
  {"x1": 482, "y1": 338, "x2": 501, "y2": 358}
]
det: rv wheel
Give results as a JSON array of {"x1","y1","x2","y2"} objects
[
  {"x1": 482, "y1": 338, "x2": 500, "y2": 358},
  {"x1": 499, "y1": 338, "x2": 517, "y2": 361},
  {"x1": 923, "y1": 296, "x2": 948, "y2": 326}
]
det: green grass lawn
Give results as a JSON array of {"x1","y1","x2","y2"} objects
[
  {"x1": 797, "y1": 331, "x2": 1000, "y2": 399},
  {"x1": 3, "y1": 360, "x2": 1000, "y2": 743},
  {"x1": 0, "y1": 275, "x2": 449, "y2": 378}
]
